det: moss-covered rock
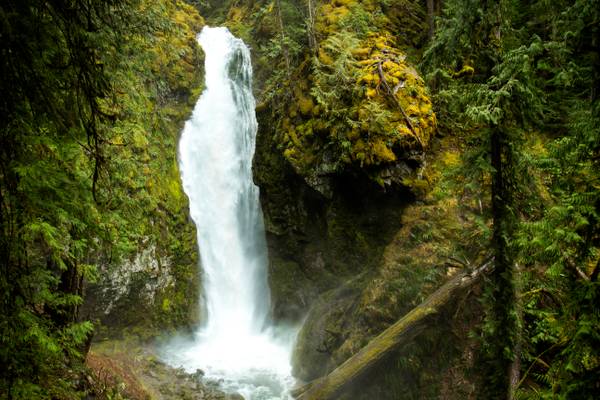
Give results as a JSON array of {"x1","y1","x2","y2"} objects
[
  {"x1": 254, "y1": 104, "x2": 412, "y2": 323},
  {"x1": 270, "y1": 1, "x2": 436, "y2": 193},
  {"x1": 287, "y1": 132, "x2": 489, "y2": 398},
  {"x1": 292, "y1": 277, "x2": 365, "y2": 382},
  {"x1": 82, "y1": 0, "x2": 205, "y2": 338}
]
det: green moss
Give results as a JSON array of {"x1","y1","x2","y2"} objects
[
  {"x1": 298, "y1": 96, "x2": 315, "y2": 116},
  {"x1": 270, "y1": 11, "x2": 435, "y2": 187},
  {"x1": 84, "y1": 0, "x2": 203, "y2": 338}
]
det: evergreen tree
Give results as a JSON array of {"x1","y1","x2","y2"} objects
[
  {"x1": 0, "y1": 0, "x2": 135, "y2": 397},
  {"x1": 424, "y1": 0, "x2": 599, "y2": 398}
]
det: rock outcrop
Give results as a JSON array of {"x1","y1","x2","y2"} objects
[{"x1": 82, "y1": 0, "x2": 205, "y2": 337}]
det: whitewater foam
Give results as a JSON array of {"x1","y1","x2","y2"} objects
[{"x1": 162, "y1": 26, "x2": 296, "y2": 399}]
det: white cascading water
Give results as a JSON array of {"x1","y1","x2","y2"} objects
[{"x1": 162, "y1": 27, "x2": 295, "y2": 399}]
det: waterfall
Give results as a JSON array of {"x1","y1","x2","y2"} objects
[
  {"x1": 163, "y1": 27, "x2": 295, "y2": 399},
  {"x1": 181, "y1": 25, "x2": 269, "y2": 342}
]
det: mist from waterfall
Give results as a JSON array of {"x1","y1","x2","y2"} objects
[{"x1": 162, "y1": 26, "x2": 295, "y2": 399}]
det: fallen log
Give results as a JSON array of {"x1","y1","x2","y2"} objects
[{"x1": 293, "y1": 258, "x2": 494, "y2": 400}]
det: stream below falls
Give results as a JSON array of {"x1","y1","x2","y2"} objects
[{"x1": 161, "y1": 26, "x2": 296, "y2": 400}]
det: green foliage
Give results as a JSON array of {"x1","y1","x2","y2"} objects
[
  {"x1": 424, "y1": 0, "x2": 599, "y2": 397},
  {"x1": 311, "y1": 32, "x2": 362, "y2": 117},
  {"x1": 0, "y1": 0, "x2": 203, "y2": 397},
  {"x1": 515, "y1": 101, "x2": 599, "y2": 400},
  {"x1": 337, "y1": 2, "x2": 380, "y2": 37},
  {"x1": 0, "y1": 0, "x2": 133, "y2": 396}
]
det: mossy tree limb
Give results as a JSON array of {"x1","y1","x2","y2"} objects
[{"x1": 293, "y1": 258, "x2": 494, "y2": 400}]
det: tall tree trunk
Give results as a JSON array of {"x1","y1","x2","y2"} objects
[
  {"x1": 275, "y1": 0, "x2": 291, "y2": 78},
  {"x1": 306, "y1": 0, "x2": 317, "y2": 53},
  {"x1": 426, "y1": 0, "x2": 443, "y2": 39},
  {"x1": 427, "y1": 0, "x2": 435, "y2": 39},
  {"x1": 487, "y1": 126, "x2": 517, "y2": 400},
  {"x1": 508, "y1": 264, "x2": 523, "y2": 400},
  {"x1": 592, "y1": 28, "x2": 599, "y2": 102}
]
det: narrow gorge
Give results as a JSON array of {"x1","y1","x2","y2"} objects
[{"x1": 1, "y1": 1, "x2": 598, "y2": 399}]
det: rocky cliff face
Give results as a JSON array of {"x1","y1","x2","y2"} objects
[
  {"x1": 247, "y1": 0, "x2": 436, "y2": 320},
  {"x1": 82, "y1": 0, "x2": 205, "y2": 338},
  {"x1": 254, "y1": 109, "x2": 412, "y2": 323},
  {"x1": 254, "y1": 107, "x2": 486, "y2": 397}
]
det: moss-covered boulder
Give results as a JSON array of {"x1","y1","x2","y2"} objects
[{"x1": 281, "y1": 32, "x2": 435, "y2": 190}]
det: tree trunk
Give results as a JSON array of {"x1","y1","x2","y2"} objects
[
  {"x1": 293, "y1": 259, "x2": 494, "y2": 400},
  {"x1": 306, "y1": 0, "x2": 317, "y2": 53},
  {"x1": 487, "y1": 126, "x2": 517, "y2": 400},
  {"x1": 427, "y1": 0, "x2": 435, "y2": 39},
  {"x1": 508, "y1": 264, "x2": 523, "y2": 400},
  {"x1": 275, "y1": 0, "x2": 291, "y2": 77}
]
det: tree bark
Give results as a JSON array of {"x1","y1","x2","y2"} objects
[
  {"x1": 293, "y1": 259, "x2": 494, "y2": 400},
  {"x1": 306, "y1": 0, "x2": 317, "y2": 53},
  {"x1": 427, "y1": 0, "x2": 435, "y2": 39},
  {"x1": 508, "y1": 264, "x2": 523, "y2": 400},
  {"x1": 275, "y1": 0, "x2": 291, "y2": 77},
  {"x1": 488, "y1": 126, "x2": 517, "y2": 400}
]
